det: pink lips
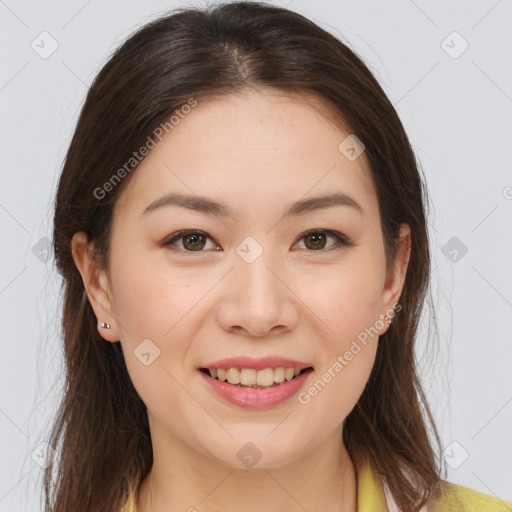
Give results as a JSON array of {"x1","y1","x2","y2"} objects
[{"x1": 198, "y1": 356, "x2": 314, "y2": 409}]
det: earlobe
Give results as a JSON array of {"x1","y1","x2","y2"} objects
[{"x1": 71, "y1": 231, "x2": 120, "y2": 342}]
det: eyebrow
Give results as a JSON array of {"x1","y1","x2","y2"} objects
[{"x1": 141, "y1": 191, "x2": 364, "y2": 218}]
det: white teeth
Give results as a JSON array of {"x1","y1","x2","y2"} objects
[
  {"x1": 226, "y1": 368, "x2": 240, "y2": 385},
  {"x1": 257, "y1": 368, "x2": 274, "y2": 386},
  {"x1": 274, "y1": 367, "x2": 285, "y2": 382},
  {"x1": 240, "y1": 368, "x2": 256, "y2": 385},
  {"x1": 207, "y1": 366, "x2": 308, "y2": 387},
  {"x1": 285, "y1": 368, "x2": 295, "y2": 381}
]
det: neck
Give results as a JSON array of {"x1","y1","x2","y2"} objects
[{"x1": 136, "y1": 424, "x2": 358, "y2": 512}]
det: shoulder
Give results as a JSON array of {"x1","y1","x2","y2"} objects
[{"x1": 431, "y1": 480, "x2": 512, "y2": 512}]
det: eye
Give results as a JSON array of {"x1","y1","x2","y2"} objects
[
  {"x1": 293, "y1": 229, "x2": 352, "y2": 251},
  {"x1": 161, "y1": 228, "x2": 352, "y2": 253},
  {"x1": 162, "y1": 230, "x2": 220, "y2": 252}
]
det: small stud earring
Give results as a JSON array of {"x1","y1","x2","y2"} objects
[
  {"x1": 100, "y1": 322, "x2": 111, "y2": 329},
  {"x1": 384, "y1": 315, "x2": 392, "y2": 325}
]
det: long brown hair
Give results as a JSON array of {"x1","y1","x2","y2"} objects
[{"x1": 47, "y1": 2, "x2": 445, "y2": 510}]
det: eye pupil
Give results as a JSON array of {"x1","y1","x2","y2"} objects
[
  {"x1": 305, "y1": 233, "x2": 326, "y2": 250},
  {"x1": 184, "y1": 234, "x2": 206, "y2": 251}
]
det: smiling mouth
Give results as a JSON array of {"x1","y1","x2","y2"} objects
[{"x1": 199, "y1": 367, "x2": 313, "y2": 389}]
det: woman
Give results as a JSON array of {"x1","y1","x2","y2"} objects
[{"x1": 47, "y1": 2, "x2": 511, "y2": 511}]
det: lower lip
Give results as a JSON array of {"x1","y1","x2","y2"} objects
[{"x1": 198, "y1": 368, "x2": 314, "y2": 409}]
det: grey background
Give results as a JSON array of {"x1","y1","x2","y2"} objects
[{"x1": 1, "y1": 0, "x2": 511, "y2": 509}]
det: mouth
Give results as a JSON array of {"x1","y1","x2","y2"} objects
[{"x1": 198, "y1": 366, "x2": 314, "y2": 389}]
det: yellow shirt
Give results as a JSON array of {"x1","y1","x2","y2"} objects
[{"x1": 120, "y1": 462, "x2": 512, "y2": 511}]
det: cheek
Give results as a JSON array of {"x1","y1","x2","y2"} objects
[
  {"x1": 297, "y1": 255, "x2": 384, "y2": 340},
  {"x1": 292, "y1": 253, "x2": 383, "y2": 416},
  {"x1": 109, "y1": 248, "x2": 215, "y2": 392},
  {"x1": 110, "y1": 244, "x2": 207, "y2": 341},
  {"x1": 112, "y1": 259, "x2": 201, "y2": 427},
  {"x1": 297, "y1": 268, "x2": 380, "y2": 423},
  {"x1": 298, "y1": 340, "x2": 378, "y2": 434}
]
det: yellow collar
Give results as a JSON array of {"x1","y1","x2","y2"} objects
[
  {"x1": 121, "y1": 461, "x2": 389, "y2": 512},
  {"x1": 356, "y1": 461, "x2": 390, "y2": 511}
]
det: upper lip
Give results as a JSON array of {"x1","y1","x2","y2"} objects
[{"x1": 199, "y1": 356, "x2": 313, "y2": 371}]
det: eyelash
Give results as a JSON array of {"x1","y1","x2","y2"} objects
[{"x1": 161, "y1": 229, "x2": 353, "y2": 253}]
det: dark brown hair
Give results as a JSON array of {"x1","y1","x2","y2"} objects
[{"x1": 47, "y1": 2, "x2": 446, "y2": 510}]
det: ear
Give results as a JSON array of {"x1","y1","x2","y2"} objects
[
  {"x1": 379, "y1": 223, "x2": 411, "y2": 333},
  {"x1": 71, "y1": 231, "x2": 120, "y2": 342}
]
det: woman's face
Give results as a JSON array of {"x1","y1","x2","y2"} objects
[{"x1": 74, "y1": 89, "x2": 410, "y2": 469}]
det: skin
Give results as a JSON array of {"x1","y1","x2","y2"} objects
[{"x1": 72, "y1": 88, "x2": 411, "y2": 512}]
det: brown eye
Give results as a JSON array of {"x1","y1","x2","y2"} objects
[
  {"x1": 162, "y1": 230, "x2": 218, "y2": 252},
  {"x1": 304, "y1": 232, "x2": 327, "y2": 250},
  {"x1": 295, "y1": 229, "x2": 352, "y2": 251},
  {"x1": 182, "y1": 233, "x2": 206, "y2": 251}
]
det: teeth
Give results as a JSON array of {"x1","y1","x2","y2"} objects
[
  {"x1": 274, "y1": 367, "x2": 285, "y2": 383},
  {"x1": 285, "y1": 368, "x2": 295, "y2": 381},
  {"x1": 226, "y1": 367, "x2": 240, "y2": 385},
  {"x1": 256, "y1": 368, "x2": 274, "y2": 387},
  {"x1": 240, "y1": 368, "x2": 256, "y2": 386},
  {"x1": 207, "y1": 366, "x2": 307, "y2": 387}
]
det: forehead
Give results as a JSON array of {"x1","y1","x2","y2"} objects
[{"x1": 114, "y1": 89, "x2": 378, "y2": 222}]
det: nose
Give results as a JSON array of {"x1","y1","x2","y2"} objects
[{"x1": 216, "y1": 250, "x2": 299, "y2": 338}]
